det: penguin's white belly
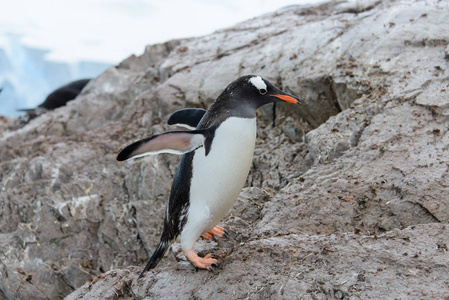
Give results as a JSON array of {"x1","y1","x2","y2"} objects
[{"x1": 180, "y1": 117, "x2": 256, "y2": 250}]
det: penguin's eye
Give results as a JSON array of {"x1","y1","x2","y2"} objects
[{"x1": 259, "y1": 88, "x2": 267, "y2": 95}]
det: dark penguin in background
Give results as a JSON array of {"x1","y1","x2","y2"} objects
[
  {"x1": 39, "y1": 78, "x2": 90, "y2": 110},
  {"x1": 19, "y1": 78, "x2": 90, "y2": 112},
  {"x1": 117, "y1": 75, "x2": 300, "y2": 278}
]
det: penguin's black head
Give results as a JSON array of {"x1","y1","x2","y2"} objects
[
  {"x1": 220, "y1": 75, "x2": 300, "y2": 111},
  {"x1": 201, "y1": 75, "x2": 301, "y2": 125}
]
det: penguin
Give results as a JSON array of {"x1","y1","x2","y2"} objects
[
  {"x1": 18, "y1": 79, "x2": 91, "y2": 112},
  {"x1": 37, "y1": 78, "x2": 91, "y2": 110},
  {"x1": 117, "y1": 75, "x2": 300, "y2": 278}
]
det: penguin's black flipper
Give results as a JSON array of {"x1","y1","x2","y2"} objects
[
  {"x1": 138, "y1": 239, "x2": 170, "y2": 279},
  {"x1": 167, "y1": 108, "x2": 207, "y2": 129},
  {"x1": 117, "y1": 129, "x2": 208, "y2": 161}
]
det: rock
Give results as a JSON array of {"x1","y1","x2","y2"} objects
[
  {"x1": 66, "y1": 224, "x2": 449, "y2": 300},
  {"x1": 0, "y1": 0, "x2": 448, "y2": 299}
]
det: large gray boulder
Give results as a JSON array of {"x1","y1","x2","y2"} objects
[{"x1": 1, "y1": 0, "x2": 448, "y2": 299}]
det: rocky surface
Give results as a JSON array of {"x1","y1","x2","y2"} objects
[
  {"x1": 1, "y1": 0, "x2": 448, "y2": 299},
  {"x1": 65, "y1": 223, "x2": 449, "y2": 300}
]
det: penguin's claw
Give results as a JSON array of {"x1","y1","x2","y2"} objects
[{"x1": 184, "y1": 250, "x2": 219, "y2": 271}]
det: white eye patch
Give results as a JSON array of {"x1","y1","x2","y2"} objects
[{"x1": 249, "y1": 76, "x2": 267, "y2": 91}]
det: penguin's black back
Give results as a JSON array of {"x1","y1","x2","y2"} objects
[
  {"x1": 38, "y1": 79, "x2": 91, "y2": 110},
  {"x1": 61, "y1": 79, "x2": 91, "y2": 92}
]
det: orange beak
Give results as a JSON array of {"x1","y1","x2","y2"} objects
[{"x1": 272, "y1": 94, "x2": 301, "y2": 104}]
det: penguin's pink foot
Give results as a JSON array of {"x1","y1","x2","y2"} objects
[
  {"x1": 201, "y1": 232, "x2": 214, "y2": 240},
  {"x1": 200, "y1": 226, "x2": 229, "y2": 240},
  {"x1": 184, "y1": 250, "x2": 219, "y2": 271}
]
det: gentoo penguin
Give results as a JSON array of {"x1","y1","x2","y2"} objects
[
  {"x1": 117, "y1": 75, "x2": 300, "y2": 278},
  {"x1": 18, "y1": 79, "x2": 91, "y2": 112}
]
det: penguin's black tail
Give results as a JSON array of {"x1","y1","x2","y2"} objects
[{"x1": 138, "y1": 239, "x2": 170, "y2": 279}]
